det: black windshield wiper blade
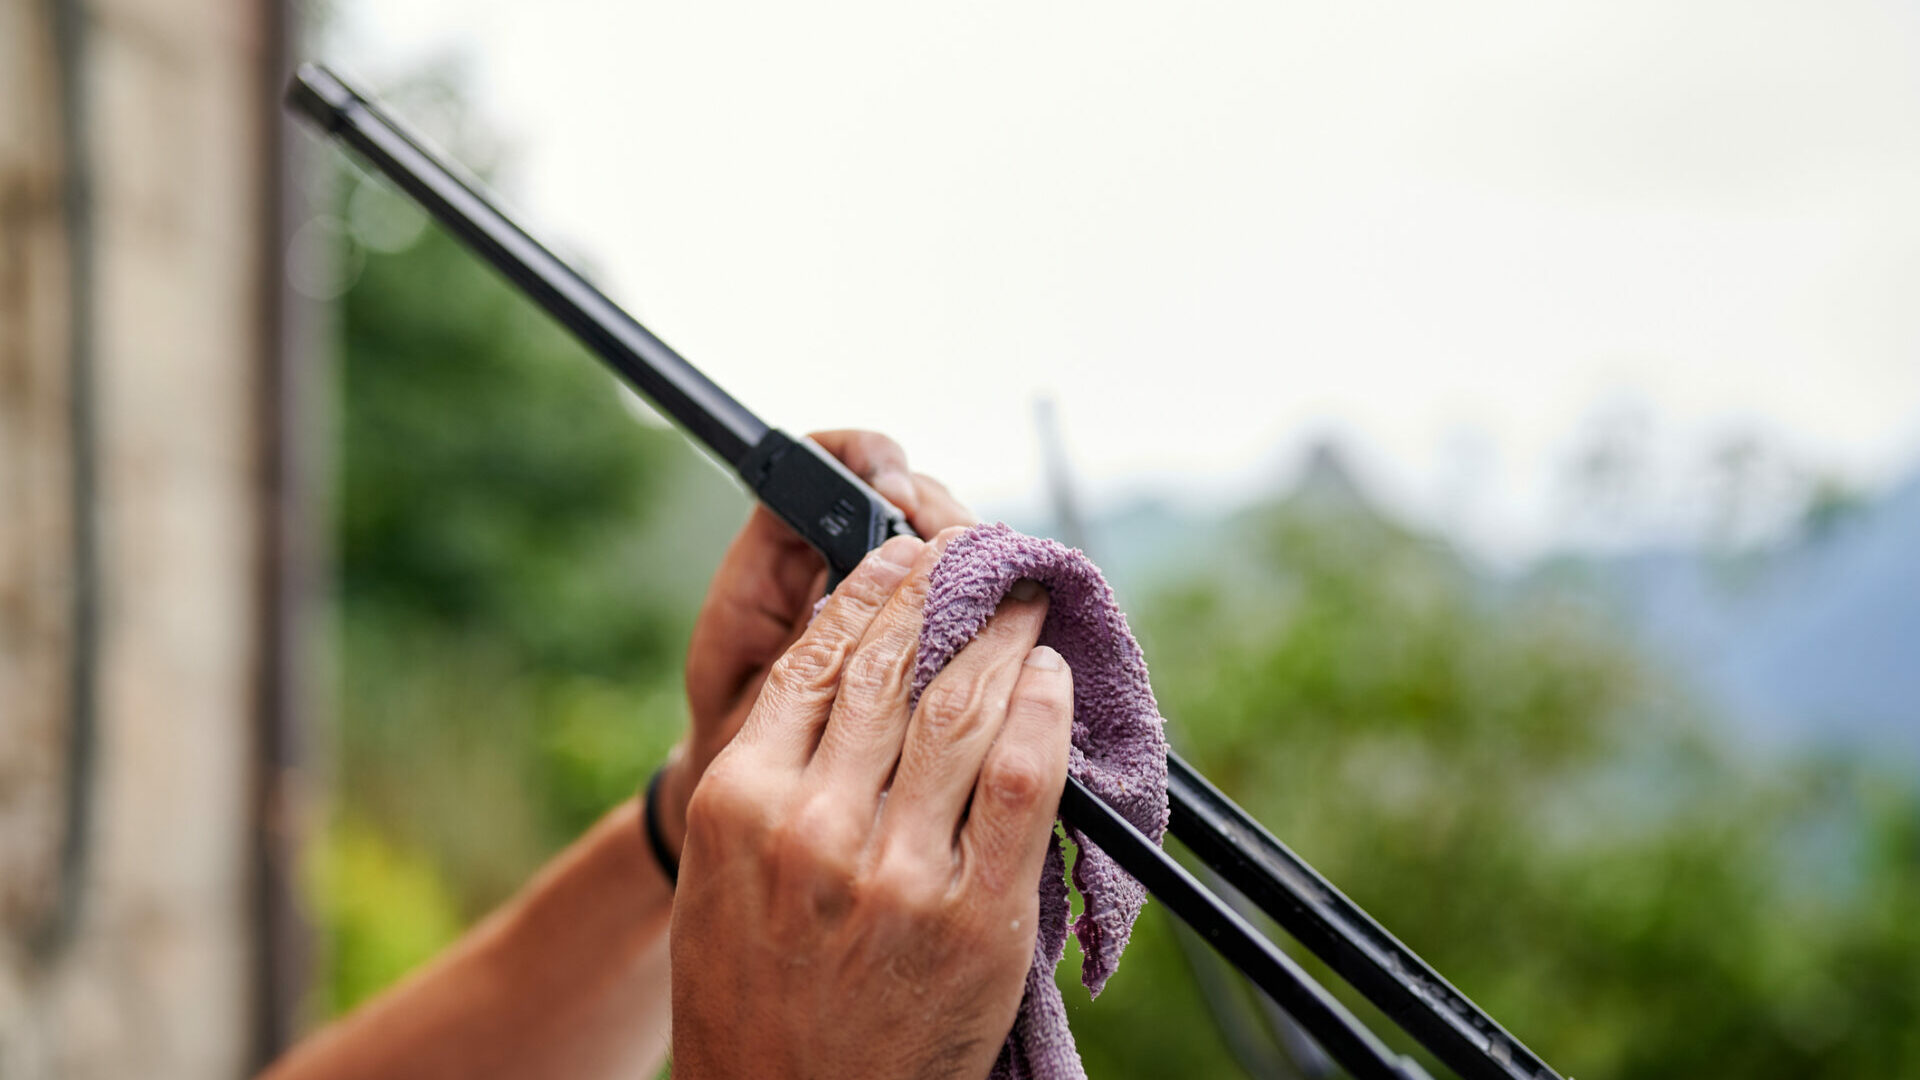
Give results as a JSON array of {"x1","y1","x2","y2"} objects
[
  {"x1": 286, "y1": 65, "x2": 909, "y2": 590},
  {"x1": 285, "y1": 62, "x2": 1563, "y2": 1080},
  {"x1": 1167, "y1": 755, "x2": 1557, "y2": 1080}
]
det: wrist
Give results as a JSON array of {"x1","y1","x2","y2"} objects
[
  {"x1": 652, "y1": 747, "x2": 694, "y2": 861},
  {"x1": 488, "y1": 797, "x2": 676, "y2": 970}
]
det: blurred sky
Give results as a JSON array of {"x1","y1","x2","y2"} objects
[{"x1": 321, "y1": 0, "x2": 1920, "y2": 561}]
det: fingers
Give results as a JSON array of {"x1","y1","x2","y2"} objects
[
  {"x1": 908, "y1": 472, "x2": 978, "y2": 533},
  {"x1": 807, "y1": 528, "x2": 962, "y2": 794},
  {"x1": 808, "y1": 430, "x2": 978, "y2": 535},
  {"x1": 736, "y1": 535, "x2": 924, "y2": 762},
  {"x1": 686, "y1": 507, "x2": 824, "y2": 725},
  {"x1": 687, "y1": 431, "x2": 915, "y2": 726},
  {"x1": 959, "y1": 646, "x2": 1073, "y2": 893},
  {"x1": 687, "y1": 426, "x2": 977, "y2": 772},
  {"x1": 883, "y1": 581, "x2": 1051, "y2": 852},
  {"x1": 809, "y1": 429, "x2": 919, "y2": 516}
]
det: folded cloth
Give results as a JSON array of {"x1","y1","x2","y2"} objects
[{"x1": 913, "y1": 523, "x2": 1171, "y2": 1080}]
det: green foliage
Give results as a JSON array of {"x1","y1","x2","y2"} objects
[
  {"x1": 1057, "y1": 493, "x2": 1920, "y2": 1078},
  {"x1": 307, "y1": 817, "x2": 464, "y2": 1016},
  {"x1": 320, "y1": 177, "x2": 747, "y2": 1011},
  {"x1": 339, "y1": 213, "x2": 681, "y2": 679}
]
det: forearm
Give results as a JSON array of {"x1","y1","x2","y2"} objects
[{"x1": 263, "y1": 796, "x2": 676, "y2": 1080}]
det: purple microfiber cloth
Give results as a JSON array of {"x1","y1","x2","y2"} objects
[{"x1": 911, "y1": 522, "x2": 1171, "y2": 1080}]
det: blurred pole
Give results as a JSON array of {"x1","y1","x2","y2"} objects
[
  {"x1": 2, "y1": 0, "x2": 90, "y2": 969},
  {"x1": 1229, "y1": 894, "x2": 1337, "y2": 1078},
  {"x1": 1169, "y1": 916, "x2": 1299, "y2": 1078},
  {"x1": 44, "y1": 0, "x2": 101, "y2": 962},
  {"x1": 251, "y1": 0, "x2": 316, "y2": 1064},
  {"x1": 1034, "y1": 396, "x2": 1091, "y2": 551}
]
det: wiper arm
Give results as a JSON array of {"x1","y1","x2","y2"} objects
[{"x1": 288, "y1": 65, "x2": 908, "y2": 589}]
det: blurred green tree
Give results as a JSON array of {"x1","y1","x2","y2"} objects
[
  {"x1": 1063, "y1": 481, "x2": 1920, "y2": 1079},
  {"x1": 320, "y1": 170, "x2": 745, "y2": 1014}
]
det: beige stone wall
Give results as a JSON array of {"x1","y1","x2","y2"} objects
[{"x1": 0, "y1": 0, "x2": 274, "y2": 1075}]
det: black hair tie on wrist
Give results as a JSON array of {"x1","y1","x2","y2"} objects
[{"x1": 643, "y1": 765, "x2": 680, "y2": 886}]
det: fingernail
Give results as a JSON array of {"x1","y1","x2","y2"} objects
[
  {"x1": 1009, "y1": 578, "x2": 1045, "y2": 603},
  {"x1": 870, "y1": 468, "x2": 916, "y2": 511},
  {"x1": 873, "y1": 535, "x2": 923, "y2": 571},
  {"x1": 1025, "y1": 645, "x2": 1064, "y2": 670}
]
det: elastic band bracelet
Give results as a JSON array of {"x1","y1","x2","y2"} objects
[{"x1": 643, "y1": 765, "x2": 680, "y2": 886}]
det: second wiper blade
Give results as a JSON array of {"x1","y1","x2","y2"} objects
[{"x1": 1167, "y1": 755, "x2": 1559, "y2": 1080}]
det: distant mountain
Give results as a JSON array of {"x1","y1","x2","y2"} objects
[
  {"x1": 1573, "y1": 473, "x2": 1920, "y2": 762},
  {"x1": 1004, "y1": 440, "x2": 1368, "y2": 605},
  {"x1": 1014, "y1": 452, "x2": 1920, "y2": 768}
]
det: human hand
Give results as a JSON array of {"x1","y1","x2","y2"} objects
[
  {"x1": 669, "y1": 530, "x2": 1073, "y2": 1080},
  {"x1": 656, "y1": 432, "x2": 977, "y2": 858}
]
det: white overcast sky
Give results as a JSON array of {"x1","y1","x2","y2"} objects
[{"x1": 322, "y1": 1, "x2": 1920, "y2": 560}]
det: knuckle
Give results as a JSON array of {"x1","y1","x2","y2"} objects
[
  {"x1": 841, "y1": 562, "x2": 892, "y2": 600},
  {"x1": 1014, "y1": 678, "x2": 1074, "y2": 725},
  {"x1": 982, "y1": 751, "x2": 1052, "y2": 809},
  {"x1": 839, "y1": 649, "x2": 891, "y2": 701},
  {"x1": 785, "y1": 795, "x2": 843, "y2": 852},
  {"x1": 832, "y1": 568, "x2": 897, "y2": 611},
  {"x1": 916, "y1": 678, "x2": 980, "y2": 734},
  {"x1": 841, "y1": 636, "x2": 908, "y2": 702},
  {"x1": 869, "y1": 853, "x2": 945, "y2": 917},
  {"x1": 686, "y1": 768, "x2": 767, "y2": 840},
  {"x1": 770, "y1": 797, "x2": 857, "y2": 881},
  {"x1": 770, "y1": 638, "x2": 844, "y2": 693},
  {"x1": 890, "y1": 566, "x2": 932, "y2": 607},
  {"x1": 791, "y1": 794, "x2": 844, "y2": 844},
  {"x1": 784, "y1": 560, "x2": 900, "y2": 633}
]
